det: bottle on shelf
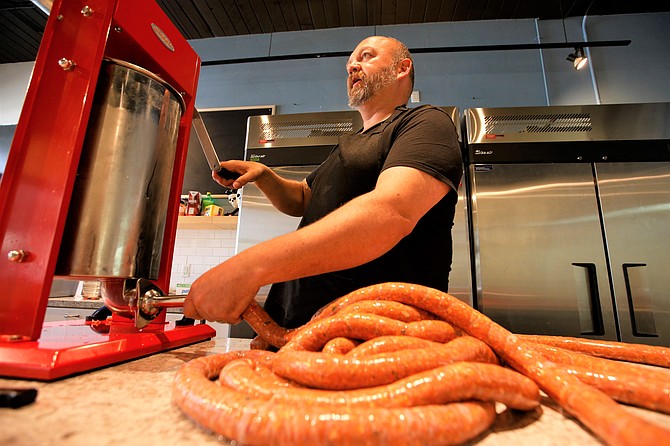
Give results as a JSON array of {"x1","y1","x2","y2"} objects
[{"x1": 200, "y1": 192, "x2": 215, "y2": 215}]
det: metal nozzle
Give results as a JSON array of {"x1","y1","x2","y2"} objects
[{"x1": 100, "y1": 278, "x2": 186, "y2": 329}]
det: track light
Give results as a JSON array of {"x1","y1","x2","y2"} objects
[{"x1": 566, "y1": 47, "x2": 588, "y2": 70}]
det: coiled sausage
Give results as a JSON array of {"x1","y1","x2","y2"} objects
[
  {"x1": 173, "y1": 351, "x2": 497, "y2": 446},
  {"x1": 220, "y1": 357, "x2": 540, "y2": 411},
  {"x1": 272, "y1": 336, "x2": 497, "y2": 390}
]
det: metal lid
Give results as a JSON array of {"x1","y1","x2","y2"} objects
[{"x1": 103, "y1": 57, "x2": 185, "y2": 112}]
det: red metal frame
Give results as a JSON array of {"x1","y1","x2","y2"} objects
[
  {"x1": 0, "y1": 0, "x2": 213, "y2": 380},
  {"x1": 0, "y1": 318, "x2": 215, "y2": 381}
]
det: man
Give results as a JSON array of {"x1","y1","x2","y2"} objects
[{"x1": 183, "y1": 36, "x2": 462, "y2": 328}]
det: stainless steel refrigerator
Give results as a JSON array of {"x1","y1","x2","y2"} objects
[
  {"x1": 236, "y1": 107, "x2": 472, "y2": 306},
  {"x1": 465, "y1": 103, "x2": 670, "y2": 346}
]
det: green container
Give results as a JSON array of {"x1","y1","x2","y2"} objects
[{"x1": 201, "y1": 192, "x2": 215, "y2": 214}]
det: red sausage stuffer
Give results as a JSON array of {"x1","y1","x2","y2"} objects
[{"x1": 0, "y1": 0, "x2": 214, "y2": 380}]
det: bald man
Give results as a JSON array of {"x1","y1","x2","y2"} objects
[{"x1": 184, "y1": 36, "x2": 463, "y2": 329}]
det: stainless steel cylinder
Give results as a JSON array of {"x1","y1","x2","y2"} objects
[{"x1": 56, "y1": 59, "x2": 183, "y2": 280}]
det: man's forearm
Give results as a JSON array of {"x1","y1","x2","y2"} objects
[
  {"x1": 254, "y1": 168, "x2": 310, "y2": 217},
  {"x1": 235, "y1": 191, "x2": 413, "y2": 289}
]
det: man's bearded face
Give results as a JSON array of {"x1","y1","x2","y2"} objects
[{"x1": 347, "y1": 63, "x2": 398, "y2": 108}]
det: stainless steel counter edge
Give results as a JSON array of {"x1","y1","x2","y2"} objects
[{"x1": 48, "y1": 297, "x2": 184, "y2": 313}]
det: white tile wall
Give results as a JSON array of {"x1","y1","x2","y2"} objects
[{"x1": 169, "y1": 227, "x2": 237, "y2": 294}]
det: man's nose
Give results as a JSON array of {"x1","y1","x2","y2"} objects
[{"x1": 347, "y1": 62, "x2": 360, "y2": 74}]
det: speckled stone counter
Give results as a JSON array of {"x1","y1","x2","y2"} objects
[
  {"x1": 48, "y1": 296, "x2": 104, "y2": 309},
  {"x1": 1, "y1": 338, "x2": 668, "y2": 446}
]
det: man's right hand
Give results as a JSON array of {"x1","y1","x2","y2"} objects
[{"x1": 212, "y1": 160, "x2": 266, "y2": 190}]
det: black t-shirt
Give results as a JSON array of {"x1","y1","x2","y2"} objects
[{"x1": 263, "y1": 105, "x2": 463, "y2": 328}]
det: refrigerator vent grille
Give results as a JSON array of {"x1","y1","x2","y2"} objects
[
  {"x1": 485, "y1": 113, "x2": 592, "y2": 134},
  {"x1": 260, "y1": 119, "x2": 356, "y2": 141}
]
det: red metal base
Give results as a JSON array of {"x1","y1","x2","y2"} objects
[{"x1": 0, "y1": 319, "x2": 215, "y2": 381}]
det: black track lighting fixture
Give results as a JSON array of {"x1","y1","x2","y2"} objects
[
  {"x1": 560, "y1": 1, "x2": 590, "y2": 71},
  {"x1": 566, "y1": 47, "x2": 588, "y2": 70},
  {"x1": 201, "y1": 41, "x2": 630, "y2": 67}
]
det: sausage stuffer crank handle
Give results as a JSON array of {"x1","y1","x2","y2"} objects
[
  {"x1": 192, "y1": 108, "x2": 240, "y2": 181},
  {"x1": 142, "y1": 294, "x2": 186, "y2": 308}
]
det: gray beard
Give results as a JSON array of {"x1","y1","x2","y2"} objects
[{"x1": 347, "y1": 65, "x2": 397, "y2": 108}]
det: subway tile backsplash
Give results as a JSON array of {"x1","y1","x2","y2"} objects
[{"x1": 169, "y1": 228, "x2": 237, "y2": 293}]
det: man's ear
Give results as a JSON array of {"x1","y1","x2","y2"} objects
[{"x1": 397, "y1": 58, "x2": 412, "y2": 80}]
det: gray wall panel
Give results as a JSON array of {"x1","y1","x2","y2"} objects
[{"x1": 1, "y1": 13, "x2": 669, "y2": 123}]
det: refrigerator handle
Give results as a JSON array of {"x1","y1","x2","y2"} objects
[
  {"x1": 572, "y1": 263, "x2": 605, "y2": 336},
  {"x1": 622, "y1": 263, "x2": 658, "y2": 337}
]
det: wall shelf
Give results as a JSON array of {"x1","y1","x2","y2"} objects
[{"x1": 177, "y1": 215, "x2": 238, "y2": 230}]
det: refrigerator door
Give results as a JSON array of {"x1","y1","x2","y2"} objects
[
  {"x1": 235, "y1": 165, "x2": 316, "y2": 302},
  {"x1": 597, "y1": 161, "x2": 670, "y2": 346},
  {"x1": 448, "y1": 176, "x2": 473, "y2": 306},
  {"x1": 470, "y1": 163, "x2": 618, "y2": 338}
]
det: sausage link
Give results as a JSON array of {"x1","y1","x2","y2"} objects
[
  {"x1": 273, "y1": 336, "x2": 498, "y2": 390},
  {"x1": 406, "y1": 319, "x2": 459, "y2": 342},
  {"x1": 220, "y1": 357, "x2": 299, "y2": 393},
  {"x1": 249, "y1": 335, "x2": 273, "y2": 351},
  {"x1": 519, "y1": 334, "x2": 670, "y2": 368},
  {"x1": 280, "y1": 312, "x2": 457, "y2": 352},
  {"x1": 173, "y1": 351, "x2": 497, "y2": 446},
  {"x1": 322, "y1": 337, "x2": 359, "y2": 354},
  {"x1": 220, "y1": 358, "x2": 540, "y2": 411},
  {"x1": 314, "y1": 283, "x2": 670, "y2": 446},
  {"x1": 346, "y1": 335, "x2": 443, "y2": 357},
  {"x1": 527, "y1": 342, "x2": 670, "y2": 414},
  {"x1": 242, "y1": 301, "x2": 292, "y2": 349},
  {"x1": 244, "y1": 298, "x2": 441, "y2": 349},
  {"x1": 337, "y1": 300, "x2": 439, "y2": 322}
]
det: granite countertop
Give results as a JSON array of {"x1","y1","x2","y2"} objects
[
  {"x1": 48, "y1": 296, "x2": 104, "y2": 309},
  {"x1": 1, "y1": 338, "x2": 668, "y2": 446}
]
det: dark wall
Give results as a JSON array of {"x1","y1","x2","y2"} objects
[{"x1": 181, "y1": 107, "x2": 273, "y2": 196}]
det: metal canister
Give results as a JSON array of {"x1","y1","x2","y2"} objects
[{"x1": 56, "y1": 58, "x2": 183, "y2": 280}]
